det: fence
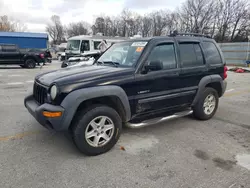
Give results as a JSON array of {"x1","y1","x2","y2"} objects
[{"x1": 218, "y1": 42, "x2": 250, "y2": 66}]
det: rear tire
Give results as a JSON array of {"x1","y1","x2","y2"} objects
[
  {"x1": 193, "y1": 87, "x2": 219, "y2": 120},
  {"x1": 72, "y1": 105, "x2": 122, "y2": 156},
  {"x1": 25, "y1": 59, "x2": 36, "y2": 69}
]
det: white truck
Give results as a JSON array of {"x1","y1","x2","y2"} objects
[{"x1": 65, "y1": 35, "x2": 127, "y2": 60}]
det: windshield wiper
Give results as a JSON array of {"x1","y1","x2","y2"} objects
[
  {"x1": 103, "y1": 61, "x2": 120, "y2": 67},
  {"x1": 96, "y1": 61, "x2": 104, "y2": 65}
]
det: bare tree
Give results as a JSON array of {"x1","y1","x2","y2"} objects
[
  {"x1": 90, "y1": 0, "x2": 249, "y2": 41},
  {"x1": 149, "y1": 10, "x2": 170, "y2": 36},
  {"x1": 0, "y1": 15, "x2": 15, "y2": 31},
  {"x1": 92, "y1": 17, "x2": 105, "y2": 35},
  {"x1": 66, "y1": 22, "x2": 90, "y2": 37},
  {"x1": 13, "y1": 20, "x2": 27, "y2": 32},
  {"x1": 140, "y1": 15, "x2": 152, "y2": 37},
  {"x1": 46, "y1": 15, "x2": 64, "y2": 44},
  {"x1": 178, "y1": 0, "x2": 216, "y2": 34}
]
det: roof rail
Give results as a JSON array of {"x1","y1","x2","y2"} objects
[{"x1": 169, "y1": 30, "x2": 211, "y2": 38}]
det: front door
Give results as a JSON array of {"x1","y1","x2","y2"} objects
[
  {"x1": 80, "y1": 40, "x2": 90, "y2": 54},
  {"x1": 133, "y1": 41, "x2": 184, "y2": 118}
]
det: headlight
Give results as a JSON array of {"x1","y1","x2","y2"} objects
[{"x1": 50, "y1": 85, "x2": 58, "y2": 100}]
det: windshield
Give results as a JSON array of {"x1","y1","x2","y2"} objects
[
  {"x1": 66, "y1": 40, "x2": 80, "y2": 51},
  {"x1": 97, "y1": 41, "x2": 147, "y2": 67}
]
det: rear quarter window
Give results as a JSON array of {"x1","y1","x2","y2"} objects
[
  {"x1": 2, "y1": 45, "x2": 17, "y2": 52},
  {"x1": 94, "y1": 41, "x2": 101, "y2": 50},
  {"x1": 202, "y1": 42, "x2": 222, "y2": 65}
]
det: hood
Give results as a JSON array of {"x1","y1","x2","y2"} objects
[{"x1": 36, "y1": 65, "x2": 134, "y2": 86}]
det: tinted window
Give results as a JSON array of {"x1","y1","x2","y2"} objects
[
  {"x1": 203, "y1": 42, "x2": 222, "y2": 64},
  {"x1": 147, "y1": 44, "x2": 176, "y2": 70},
  {"x1": 94, "y1": 41, "x2": 101, "y2": 50},
  {"x1": 81, "y1": 40, "x2": 90, "y2": 51},
  {"x1": 2, "y1": 45, "x2": 17, "y2": 52},
  {"x1": 179, "y1": 43, "x2": 204, "y2": 67},
  {"x1": 66, "y1": 40, "x2": 80, "y2": 51},
  {"x1": 194, "y1": 44, "x2": 204, "y2": 65}
]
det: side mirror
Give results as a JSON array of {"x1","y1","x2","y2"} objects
[{"x1": 144, "y1": 60, "x2": 163, "y2": 73}]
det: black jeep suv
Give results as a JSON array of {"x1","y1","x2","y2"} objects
[
  {"x1": 24, "y1": 33, "x2": 227, "y2": 156},
  {"x1": 0, "y1": 44, "x2": 45, "y2": 68}
]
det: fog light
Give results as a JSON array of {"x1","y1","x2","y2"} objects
[{"x1": 43, "y1": 111, "x2": 62, "y2": 118}]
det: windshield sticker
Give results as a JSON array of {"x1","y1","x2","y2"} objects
[
  {"x1": 131, "y1": 42, "x2": 148, "y2": 47},
  {"x1": 136, "y1": 47, "x2": 144, "y2": 52}
]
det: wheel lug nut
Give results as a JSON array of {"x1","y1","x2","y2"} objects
[
  {"x1": 101, "y1": 131, "x2": 104, "y2": 134},
  {"x1": 97, "y1": 133, "x2": 100, "y2": 136}
]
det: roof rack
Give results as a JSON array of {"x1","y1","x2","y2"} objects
[{"x1": 169, "y1": 30, "x2": 211, "y2": 38}]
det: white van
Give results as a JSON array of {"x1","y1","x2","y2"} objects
[{"x1": 65, "y1": 35, "x2": 127, "y2": 60}]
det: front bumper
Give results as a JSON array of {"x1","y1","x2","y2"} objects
[{"x1": 24, "y1": 95, "x2": 65, "y2": 131}]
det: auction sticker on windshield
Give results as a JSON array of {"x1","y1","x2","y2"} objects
[
  {"x1": 131, "y1": 42, "x2": 148, "y2": 47},
  {"x1": 136, "y1": 47, "x2": 144, "y2": 52}
]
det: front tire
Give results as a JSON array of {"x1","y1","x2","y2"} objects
[
  {"x1": 72, "y1": 105, "x2": 122, "y2": 156},
  {"x1": 193, "y1": 87, "x2": 219, "y2": 120}
]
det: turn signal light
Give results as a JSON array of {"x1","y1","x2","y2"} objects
[
  {"x1": 42, "y1": 111, "x2": 62, "y2": 118},
  {"x1": 40, "y1": 53, "x2": 45, "y2": 58},
  {"x1": 223, "y1": 66, "x2": 228, "y2": 79}
]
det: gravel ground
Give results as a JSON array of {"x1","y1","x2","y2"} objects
[{"x1": 0, "y1": 62, "x2": 249, "y2": 188}]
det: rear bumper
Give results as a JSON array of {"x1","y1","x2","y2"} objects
[
  {"x1": 24, "y1": 94, "x2": 65, "y2": 131},
  {"x1": 221, "y1": 80, "x2": 227, "y2": 96}
]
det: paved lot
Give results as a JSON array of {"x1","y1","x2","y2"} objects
[{"x1": 0, "y1": 62, "x2": 250, "y2": 188}]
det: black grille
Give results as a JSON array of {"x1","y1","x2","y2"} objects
[{"x1": 33, "y1": 82, "x2": 47, "y2": 104}]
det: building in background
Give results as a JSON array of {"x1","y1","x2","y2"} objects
[{"x1": 0, "y1": 32, "x2": 48, "y2": 50}]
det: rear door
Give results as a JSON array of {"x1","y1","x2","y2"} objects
[
  {"x1": 1, "y1": 45, "x2": 21, "y2": 64},
  {"x1": 177, "y1": 40, "x2": 207, "y2": 104}
]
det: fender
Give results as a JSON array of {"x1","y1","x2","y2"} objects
[
  {"x1": 23, "y1": 55, "x2": 39, "y2": 63},
  {"x1": 60, "y1": 85, "x2": 131, "y2": 130},
  {"x1": 191, "y1": 75, "x2": 224, "y2": 106}
]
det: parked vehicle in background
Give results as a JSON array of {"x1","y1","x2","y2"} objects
[
  {"x1": 0, "y1": 44, "x2": 45, "y2": 68},
  {"x1": 24, "y1": 32, "x2": 227, "y2": 155},
  {"x1": 61, "y1": 51, "x2": 101, "y2": 68},
  {"x1": 65, "y1": 35, "x2": 127, "y2": 60},
  {"x1": 28, "y1": 49, "x2": 52, "y2": 64},
  {"x1": 56, "y1": 43, "x2": 67, "y2": 61}
]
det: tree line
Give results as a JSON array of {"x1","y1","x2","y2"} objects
[
  {"x1": 0, "y1": 16, "x2": 27, "y2": 32},
  {"x1": 91, "y1": 0, "x2": 250, "y2": 42},
  {"x1": 1, "y1": 0, "x2": 249, "y2": 44}
]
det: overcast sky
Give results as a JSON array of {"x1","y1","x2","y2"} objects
[{"x1": 0, "y1": 0, "x2": 184, "y2": 33}]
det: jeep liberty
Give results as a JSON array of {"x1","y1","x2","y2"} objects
[{"x1": 24, "y1": 32, "x2": 227, "y2": 156}]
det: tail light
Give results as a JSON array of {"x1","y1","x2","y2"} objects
[
  {"x1": 40, "y1": 53, "x2": 45, "y2": 58},
  {"x1": 223, "y1": 66, "x2": 228, "y2": 79}
]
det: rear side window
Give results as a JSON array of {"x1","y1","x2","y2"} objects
[
  {"x1": 2, "y1": 45, "x2": 17, "y2": 52},
  {"x1": 202, "y1": 42, "x2": 222, "y2": 64},
  {"x1": 94, "y1": 41, "x2": 101, "y2": 50},
  {"x1": 179, "y1": 43, "x2": 204, "y2": 67}
]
